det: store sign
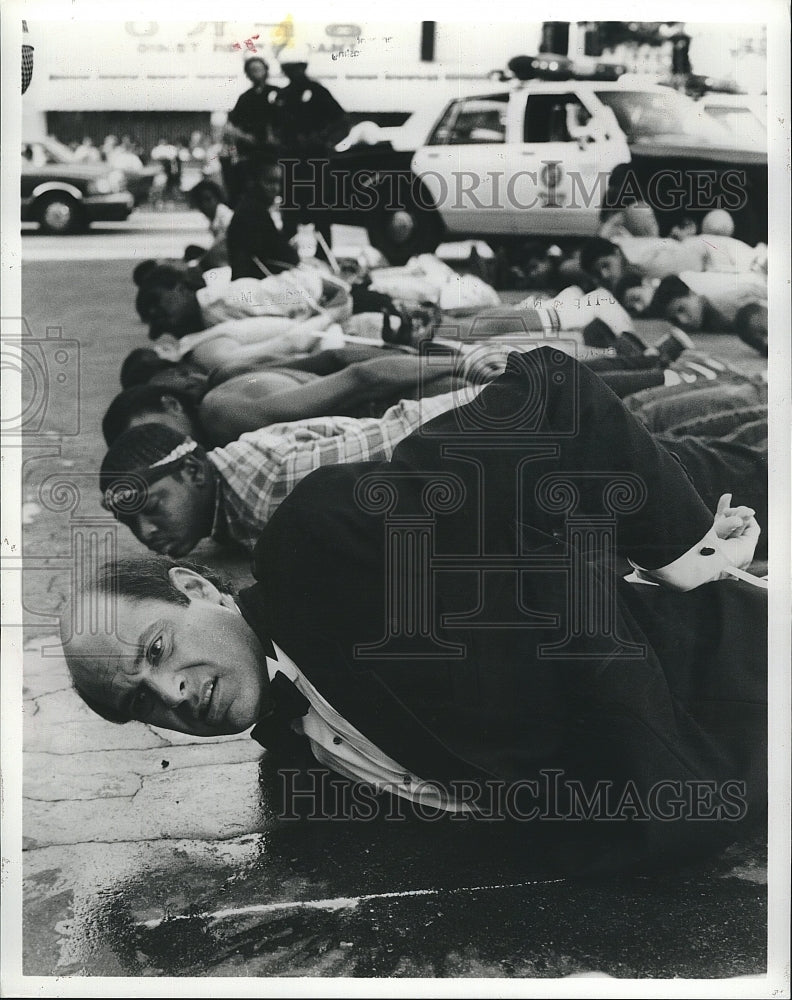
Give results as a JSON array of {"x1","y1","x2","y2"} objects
[{"x1": 122, "y1": 19, "x2": 364, "y2": 58}]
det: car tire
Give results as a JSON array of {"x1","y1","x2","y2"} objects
[
  {"x1": 366, "y1": 178, "x2": 443, "y2": 265},
  {"x1": 36, "y1": 193, "x2": 84, "y2": 235}
]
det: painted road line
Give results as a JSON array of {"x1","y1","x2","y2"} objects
[{"x1": 137, "y1": 878, "x2": 567, "y2": 929}]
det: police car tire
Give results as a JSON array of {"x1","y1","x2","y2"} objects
[{"x1": 367, "y1": 201, "x2": 442, "y2": 266}]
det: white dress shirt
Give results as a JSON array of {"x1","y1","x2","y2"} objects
[{"x1": 265, "y1": 641, "x2": 470, "y2": 814}]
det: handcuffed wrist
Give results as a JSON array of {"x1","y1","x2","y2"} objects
[{"x1": 628, "y1": 524, "x2": 729, "y2": 592}]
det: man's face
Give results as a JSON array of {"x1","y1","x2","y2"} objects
[
  {"x1": 68, "y1": 579, "x2": 270, "y2": 736},
  {"x1": 145, "y1": 283, "x2": 202, "y2": 337},
  {"x1": 245, "y1": 60, "x2": 269, "y2": 86},
  {"x1": 664, "y1": 293, "x2": 704, "y2": 332},
  {"x1": 122, "y1": 460, "x2": 215, "y2": 557},
  {"x1": 592, "y1": 252, "x2": 624, "y2": 290}
]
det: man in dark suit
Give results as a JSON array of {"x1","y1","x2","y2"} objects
[{"x1": 63, "y1": 349, "x2": 766, "y2": 871}]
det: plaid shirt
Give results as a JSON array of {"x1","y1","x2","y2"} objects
[{"x1": 208, "y1": 385, "x2": 482, "y2": 551}]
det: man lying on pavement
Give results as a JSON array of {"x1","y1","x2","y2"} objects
[{"x1": 64, "y1": 348, "x2": 767, "y2": 874}]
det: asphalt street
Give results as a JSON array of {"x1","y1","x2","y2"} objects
[{"x1": 10, "y1": 213, "x2": 774, "y2": 986}]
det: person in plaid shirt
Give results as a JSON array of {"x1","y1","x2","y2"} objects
[{"x1": 100, "y1": 386, "x2": 481, "y2": 556}]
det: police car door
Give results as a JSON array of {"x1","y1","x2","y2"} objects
[
  {"x1": 411, "y1": 94, "x2": 510, "y2": 235},
  {"x1": 507, "y1": 88, "x2": 628, "y2": 236}
]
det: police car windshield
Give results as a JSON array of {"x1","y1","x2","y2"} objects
[{"x1": 594, "y1": 89, "x2": 734, "y2": 146}]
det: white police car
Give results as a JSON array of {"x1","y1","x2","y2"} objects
[{"x1": 330, "y1": 80, "x2": 766, "y2": 262}]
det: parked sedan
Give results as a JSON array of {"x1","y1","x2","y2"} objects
[{"x1": 21, "y1": 137, "x2": 135, "y2": 234}]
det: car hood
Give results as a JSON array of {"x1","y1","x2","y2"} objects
[{"x1": 22, "y1": 161, "x2": 119, "y2": 180}]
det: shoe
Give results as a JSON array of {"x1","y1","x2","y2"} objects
[
  {"x1": 381, "y1": 307, "x2": 411, "y2": 346},
  {"x1": 653, "y1": 327, "x2": 695, "y2": 367},
  {"x1": 614, "y1": 330, "x2": 650, "y2": 359},
  {"x1": 582, "y1": 318, "x2": 617, "y2": 348}
]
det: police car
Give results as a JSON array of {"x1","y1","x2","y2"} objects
[{"x1": 329, "y1": 79, "x2": 767, "y2": 263}]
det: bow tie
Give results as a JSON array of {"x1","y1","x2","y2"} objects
[{"x1": 250, "y1": 671, "x2": 311, "y2": 752}]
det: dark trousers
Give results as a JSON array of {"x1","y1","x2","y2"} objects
[
  {"x1": 279, "y1": 157, "x2": 334, "y2": 254},
  {"x1": 623, "y1": 375, "x2": 767, "y2": 433}
]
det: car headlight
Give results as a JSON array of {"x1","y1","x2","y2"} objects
[{"x1": 88, "y1": 170, "x2": 125, "y2": 195}]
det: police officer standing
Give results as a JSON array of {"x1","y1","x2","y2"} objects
[
  {"x1": 222, "y1": 56, "x2": 281, "y2": 207},
  {"x1": 276, "y1": 48, "x2": 349, "y2": 256}
]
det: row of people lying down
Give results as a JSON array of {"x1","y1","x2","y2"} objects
[
  {"x1": 172, "y1": 157, "x2": 768, "y2": 355},
  {"x1": 112, "y1": 309, "x2": 740, "y2": 448},
  {"x1": 135, "y1": 256, "x2": 767, "y2": 392},
  {"x1": 100, "y1": 337, "x2": 768, "y2": 565},
  {"x1": 190, "y1": 155, "x2": 767, "y2": 344},
  {"x1": 187, "y1": 155, "x2": 764, "y2": 294},
  {"x1": 67, "y1": 349, "x2": 769, "y2": 875},
  {"x1": 132, "y1": 247, "x2": 761, "y2": 394},
  {"x1": 111, "y1": 241, "x2": 769, "y2": 562}
]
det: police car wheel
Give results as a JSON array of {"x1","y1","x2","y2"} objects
[
  {"x1": 367, "y1": 189, "x2": 442, "y2": 266},
  {"x1": 37, "y1": 193, "x2": 84, "y2": 235}
]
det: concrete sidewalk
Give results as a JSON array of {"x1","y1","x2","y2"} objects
[{"x1": 21, "y1": 633, "x2": 768, "y2": 978}]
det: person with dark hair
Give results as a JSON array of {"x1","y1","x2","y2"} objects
[
  {"x1": 119, "y1": 348, "x2": 208, "y2": 391},
  {"x1": 613, "y1": 272, "x2": 656, "y2": 317},
  {"x1": 134, "y1": 262, "x2": 352, "y2": 370},
  {"x1": 186, "y1": 180, "x2": 234, "y2": 270},
  {"x1": 106, "y1": 347, "x2": 477, "y2": 447},
  {"x1": 649, "y1": 272, "x2": 767, "y2": 342},
  {"x1": 188, "y1": 180, "x2": 233, "y2": 240},
  {"x1": 647, "y1": 275, "x2": 695, "y2": 321},
  {"x1": 669, "y1": 216, "x2": 698, "y2": 241},
  {"x1": 579, "y1": 238, "x2": 638, "y2": 291},
  {"x1": 580, "y1": 235, "x2": 714, "y2": 292},
  {"x1": 582, "y1": 233, "x2": 763, "y2": 294},
  {"x1": 733, "y1": 302, "x2": 769, "y2": 358},
  {"x1": 64, "y1": 349, "x2": 766, "y2": 872},
  {"x1": 225, "y1": 158, "x2": 300, "y2": 280},
  {"x1": 103, "y1": 383, "x2": 204, "y2": 445},
  {"x1": 100, "y1": 383, "x2": 482, "y2": 553},
  {"x1": 132, "y1": 258, "x2": 198, "y2": 291},
  {"x1": 223, "y1": 56, "x2": 281, "y2": 205}
]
